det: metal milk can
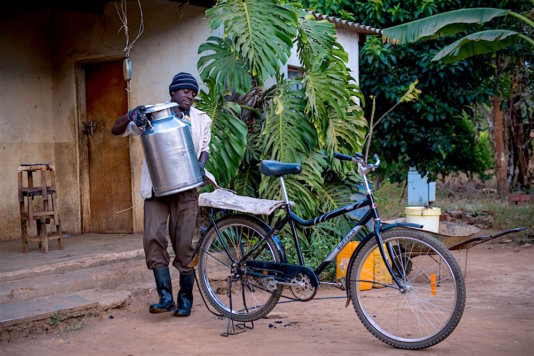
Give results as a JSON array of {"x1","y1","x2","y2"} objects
[{"x1": 141, "y1": 102, "x2": 203, "y2": 197}]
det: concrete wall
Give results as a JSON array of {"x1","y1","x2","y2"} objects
[
  {"x1": 0, "y1": 1, "x2": 213, "y2": 240},
  {"x1": 0, "y1": 9, "x2": 56, "y2": 239}
]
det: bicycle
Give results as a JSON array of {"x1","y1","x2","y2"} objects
[{"x1": 197, "y1": 152, "x2": 466, "y2": 349}]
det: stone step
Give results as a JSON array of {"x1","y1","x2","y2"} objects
[
  {"x1": 0, "y1": 248, "x2": 145, "y2": 283},
  {"x1": 0, "y1": 258, "x2": 153, "y2": 304},
  {"x1": 0, "y1": 289, "x2": 132, "y2": 341}
]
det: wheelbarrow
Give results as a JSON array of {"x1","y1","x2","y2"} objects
[
  {"x1": 430, "y1": 222, "x2": 527, "y2": 251},
  {"x1": 384, "y1": 219, "x2": 527, "y2": 277},
  {"x1": 385, "y1": 218, "x2": 527, "y2": 251}
]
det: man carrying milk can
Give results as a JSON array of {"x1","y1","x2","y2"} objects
[{"x1": 111, "y1": 72, "x2": 212, "y2": 317}]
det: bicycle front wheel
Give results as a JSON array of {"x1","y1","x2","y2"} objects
[
  {"x1": 349, "y1": 228, "x2": 465, "y2": 349},
  {"x1": 198, "y1": 215, "x2": 283, "y2": 322}
]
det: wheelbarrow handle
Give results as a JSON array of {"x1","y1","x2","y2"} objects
[{"x1": 449, "y1": 227, "x2": 527, "y2": 250}]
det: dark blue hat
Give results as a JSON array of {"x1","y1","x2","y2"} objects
[{"x1": 169, "y1": 72, "x2": 199, "y2": 95}]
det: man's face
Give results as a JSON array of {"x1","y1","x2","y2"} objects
[{"x1": 171, "y1": 89, "x2": 197, "y2": 111}]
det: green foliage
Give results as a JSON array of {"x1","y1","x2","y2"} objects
[
  {"x1": 205, "y1": 0, "x2": 298, "y2": 86},
  {"x1": 382, "y1": 7, "x2": 534, "y2": 63},
  {"x1": 433, "y1": 29, "x2": 531, "y2": 63},
  {"x1": 290, "y1": 0, "x2": 533, "y2": 182},
  {"x1": 198, "y1": 36, "x2": 252, "y2": 95},
  {"x1": 382, "y1": 8, "x2": 512, "y2": 44},
  {"x1": 50, "y1": 312, "x2": 67, "y2": 327},
  {"x1": 303, "y1": 60, "x2": 351, "y2": 138},
  {"x1": 195, "y1": 80, "x2": 248, "y2": 187},
  {"x1": 197, "y1": 0, "x2": 370, "y2": 267},
  {"x1": 476, "y1": 130, "x2": 494, "y2": 174},
  {"x1": 296, "y1": 13, "x2": 339, "y2": 70},
  {"x1": 261, "y1": 79, "x2": 317, "y2": 163}
]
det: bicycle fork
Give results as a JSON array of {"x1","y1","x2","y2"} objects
[{"x1": 373, "y1": 221, "x2": 407, "y2": 292}]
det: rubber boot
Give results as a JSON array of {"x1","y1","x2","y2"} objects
[
  {"x1": 149, "y1": 267, "x2": 175, "y2": 313},
  {"x1": 174, "y1": 272, "x2": 194, "y2": 317}
]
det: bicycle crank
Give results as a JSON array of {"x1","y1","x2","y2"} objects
[{"x1": 245, "y1": 260, "x2": 320, "y2": 290}]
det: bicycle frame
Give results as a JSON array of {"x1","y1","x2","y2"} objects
[{"x1": 238, "y1": 161, "x2": 417, "y2": 290}]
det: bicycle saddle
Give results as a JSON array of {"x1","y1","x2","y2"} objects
[{"x1": 260, "y1": 160, "x2": 302, "y2": 176}]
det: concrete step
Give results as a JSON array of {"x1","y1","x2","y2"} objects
[
  {"x1": 0, "y1": 258, "x2": 152, "y2": 304},
  {"x1": 0, "y1": 248, "x2": 145, "y2": 283},
  {"x1": 0, "y1": 289, "x2": 132, "y2": 341}
]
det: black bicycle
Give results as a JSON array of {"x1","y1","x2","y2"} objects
[{"x1": 197, "y1": 152, "x2": 466, "y2": 349}]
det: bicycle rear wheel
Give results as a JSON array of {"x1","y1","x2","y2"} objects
[
  {"x1": 198, "y1": 215, "x2": 283, "y2": 322},
  {"x1": 349, "y1": 228, "x2": 465, "y2": 349}
]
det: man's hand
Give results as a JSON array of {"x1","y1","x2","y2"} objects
[
  {"x1": 128, "y1": 105, "x2": 149, "y2": 128},
  {"x1": 198, "y1": 162, "x2": 206, "y2": 184}
]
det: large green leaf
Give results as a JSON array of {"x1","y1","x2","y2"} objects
[
  {"x1": 303, "y1": 59, "x2": 351, "y2": 140},
  {"x1": 197, "y1": 36, "x2": 252, "y2": 95},
  {"x1": 231, "y1": 163, "x2": 260, "y2": 198},
  {"x1": 296, "y1": 12, "x2": 344, "y2": 70},
  {"x1": 206, "y1": 0, "x2": 298, "y2": 84},
  {"x1": 382, "y1": 8, "x2": 511, "y2": 44},
  {"x1": 433, "y1": 30, "x2": 532, "y2": 63},
  {"x1": 259, "y1": 152, "x2": 326, "y2": 218},
  {"x1": 325, "y1": 100, "x2": 367, "y2": 173},
  {"x1": 261, "y1": 79, "x2": 317, "y2": 164},
  {"x1": 195, "y1": 81, "x2": 248, "y2": 187}
]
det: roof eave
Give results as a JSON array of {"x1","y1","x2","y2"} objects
[{"x1": 312, "y1": 12, "x2": 382, "y2": 36}]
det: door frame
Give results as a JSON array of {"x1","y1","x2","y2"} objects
[{"x1": 75, "y1": 56, "x2": 135, "y2": 233}]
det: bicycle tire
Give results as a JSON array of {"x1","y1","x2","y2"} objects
[
  {"x1": 198, "y1": 215, "x2": 283, "y2": 322},
  {"x1": 349, "y1": 228, "x2": 466, "y2": 349}
]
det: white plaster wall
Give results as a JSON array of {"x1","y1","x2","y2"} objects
[
  {"x1": 337, "y1": 29, "x2": 360, "y2": 84},
  {"x1": 265, "y1": 27, "x2": 360, "y2": 88}
]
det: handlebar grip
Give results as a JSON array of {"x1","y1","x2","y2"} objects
[{"x1": 333, "y1": 152, "x2": 354, "y2": 161}]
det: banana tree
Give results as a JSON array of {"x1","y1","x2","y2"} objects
[
  {"x1": 196, "y1": 0, "x2": 367, "y2": 267},
  {"x1": 381, "y1": 7, "x2": 534, "y2": 195}
]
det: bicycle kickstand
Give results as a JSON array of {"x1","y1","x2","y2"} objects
[{"x1": 221, "y1": 276, "x2": 253, "y2": 337}]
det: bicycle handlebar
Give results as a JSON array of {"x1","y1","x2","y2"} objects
[
  {"x1": 333, "y1": 152, "x2": 380, "y2": 171},
  {"x1": 333, "y1": 152, "x2": 354, "y2": 161}
]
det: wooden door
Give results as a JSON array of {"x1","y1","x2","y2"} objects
[{"x1": 84, "y1": 61, "x2": 133, "y2": 233}]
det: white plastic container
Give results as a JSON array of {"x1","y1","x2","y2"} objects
[{"x1": 405, "y1": 206, "x2": 441, "y2": 233}]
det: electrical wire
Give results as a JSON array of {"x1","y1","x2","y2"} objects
[{"x1": 115, "y1": 0, "x2": 144, "y2": 92}]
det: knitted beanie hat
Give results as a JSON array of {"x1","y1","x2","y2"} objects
[{"x1": 169, "y1": 72, "x2": 199, "y2": 96}]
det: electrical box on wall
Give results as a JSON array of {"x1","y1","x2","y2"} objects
[
  {"x1": 123, "y1": 58, "x2": 132, "y2": 81},
  {"x1": 407, "y1": 167, "x2": 436, "y2": 206}
]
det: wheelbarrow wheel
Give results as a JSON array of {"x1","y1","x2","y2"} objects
[{"x1": 349, "y1": 228, "x2": 466, "y2": 350}]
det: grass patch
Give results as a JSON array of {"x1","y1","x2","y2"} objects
[{"x1": 374, "y1": 177, "x2": 533, "y2": 239}]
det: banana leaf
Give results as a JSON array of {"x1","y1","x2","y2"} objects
[
  {"x1": 382, "y1": 8, "x2": 511, "y2": 44},
  {"x1": 433, "y1": 30, "x2": 533, "y2": 63}
]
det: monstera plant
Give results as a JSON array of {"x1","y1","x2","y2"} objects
[{"x1": 193, "y1": 0, "x2": 368, "y2": 266}]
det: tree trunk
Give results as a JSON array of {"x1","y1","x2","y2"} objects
[{"x1": 492, "y1": 96, "x2": 509, "y2": 196}]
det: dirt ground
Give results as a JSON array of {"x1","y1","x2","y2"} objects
[{"x1": 2, "y1": 241, "x2": 533, "y2": 356}]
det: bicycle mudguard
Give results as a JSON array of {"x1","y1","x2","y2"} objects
[
  {"x1": 342, "y1": 222, "x2": 423, "y2": 306},
  {"x1": 195, "y1": 213, "x2": 288, "y2": 264}
]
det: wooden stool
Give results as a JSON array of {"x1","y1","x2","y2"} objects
[{"x1": 18, "y1": 164, "x2": 63, "y2": 253}]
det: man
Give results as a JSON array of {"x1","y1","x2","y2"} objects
[{"x1": 111, "y1": 72, "x2": 212, "y2": 317}]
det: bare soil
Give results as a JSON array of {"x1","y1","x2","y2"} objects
[{"x1": 2, "y1": 242, "x2": 533, "y2": 356}]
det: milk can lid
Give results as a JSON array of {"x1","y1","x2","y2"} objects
[{"x1": 144, "y1": 102, "x2": 178, "y2": 114}]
